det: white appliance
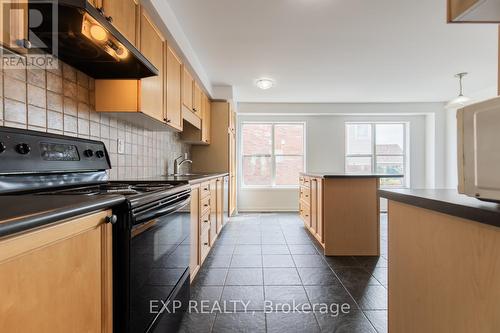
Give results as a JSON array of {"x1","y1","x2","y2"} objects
[{"x1": 458, "y1": 96, "x2": 500, "y2": 202}]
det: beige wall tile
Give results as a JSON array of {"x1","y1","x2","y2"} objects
[
  {"x1": 47, "y1": 110, "x2": 63, "y2": 130},
  {"x1": 28, "y1": 105, "x2": 47, "y2": 127},
  {"x1": 62, "y1": 63, "x2": 76, "y2": 82},
  {"x1": 63, "y1": 97, "x2": 77, "y2": 116},
  {"x1": 63, "y1": 80, "x2": 77, "y2": 99},
  {"x1": 47, "y1": 92, "x2": 63, "y2": 112},
  {"x1": 28, "y1": 68, "x2": 46, "y2": 88},
  {"x1": 46, "y1": 72, "x2": 63, "y2": 93},
  {"x1": 63, "y1": 114, "x2": 77, "y2": 133},
  {"x1": 4, "y1": 98, "x2": 27, "y2": 124},
  {"x1": 28, "y1": 84, "x2": 46, "y2": 108},
  {"x1": 4, "y1": 76, "x2": 26, "y2": 102}
]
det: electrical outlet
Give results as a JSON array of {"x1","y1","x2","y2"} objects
[{"x1": 117, "y1": 138, "x2": 125, "y2": 154}]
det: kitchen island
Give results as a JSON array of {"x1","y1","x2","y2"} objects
[
  {"x1": 380, "y1": 189, "x2": 500, "y2": 333},
  {"x1": 299, "y1": 172, "x2": 402, "y2": 256}
]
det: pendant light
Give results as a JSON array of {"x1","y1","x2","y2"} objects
[{"x1": 445, "y1": 72, "x2": 472, "y2": 109}]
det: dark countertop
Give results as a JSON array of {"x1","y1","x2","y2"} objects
[
  {"x1": 122, "y1": 173, "x2": 229, "y2": 184},
  {"x1": 301, "y1": 172, "x2": 404, "y2": 179},
  {"x1": 379, "y1": 189, "x2": 500, "y2": 228},
  {"x1": 0, "y1": 195, "x2": 125, "y2": 238}
]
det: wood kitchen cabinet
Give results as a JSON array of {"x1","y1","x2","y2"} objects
[
  {"x1": 191, "y1": 102, "x2": 237, "y2": 216},
  {"x1": 139, "y1": 8, "x2": 164, "y2": 123},
  {"x1": 182, "y1": 66, "x2": 195, "y2": 115},
  {"x1": 95, "y1": 7, "x2": 178, "y2": 131},
  {"x1": 189, "y1": 185, "x2": 200, "y2": 281},
  {"x1": 189, "y1": 176, "x2": 227, "y2": 281},
  {"x1": 193, "y1": 82, "x2": 203, "y2": 116},
  {"x1": 201, "y1": 93, "x2": 211, "y2": 144},
  {"x1": 0, "y1": 0, "x2": 28, "y2": 54},
  {"x1": 98, "y1": 0, "x2": 138, "y2": 46},
  {"x1": 215, "y1": 177, "x2": 224, "y2": 233},
  {"x1": 165, "y1": 44, "x2": 183, "y2": 131},
  {"x1": 300, "y1": 176, "x2": 324, "y2": 245},
  {"x1": 0, "y1": 210, "x2": 114, "y2": 332},
  {"x1": 181, "y1": 92, "x2": 211, "y2": 145}
]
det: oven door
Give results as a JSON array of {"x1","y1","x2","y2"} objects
[{"x1": 129, "y1": 193, "x2": 191, "y2": 333}]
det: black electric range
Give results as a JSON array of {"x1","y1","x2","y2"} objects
[{"x1": 0, "y1": 127, "x2": 190, "y2": 333}]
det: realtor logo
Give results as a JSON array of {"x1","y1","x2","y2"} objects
[{"x1": 1, "y1": 0, "x2": 58, "y2": 69}]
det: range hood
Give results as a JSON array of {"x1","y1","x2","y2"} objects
[{"x1": 28, "y1": 0, "x2": 158, "y2": 79}]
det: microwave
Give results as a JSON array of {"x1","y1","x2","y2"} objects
[{"x1": 457, "y1": 96, "x2": 500, "y2": 202}]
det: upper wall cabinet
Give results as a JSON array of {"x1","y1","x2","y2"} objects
[
  {"x1": 165, "y1": 44, "x2": 183, "y2": 131},
  {"x1": 448, "y1": 0, "x2": 500, "y2": 22},
  {"x1": 193, "y1": 82, "x2": 203, "y2": 116},
  {"x1": 139, "y1": 8, "x2": 165, "y2": 123},
  {"x1": 95, "y1": 7, "x2": 175, "y2": 130},
  {"x1": 98, "y1": 0, "x2": 138, "y2": 46},
  {"x1": 0, "y1": 0, "x2": 28, "y2": 54},
  {"x1": 182, "y1": 67, "x2": 195, "y2": 114}
]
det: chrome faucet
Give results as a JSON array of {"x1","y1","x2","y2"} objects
[{"x1": 173, "y1": 155, "x2": 193, "y2": 175}]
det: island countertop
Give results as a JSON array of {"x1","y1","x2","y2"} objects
[
  {"x1": 379, "y1": 188, "x2": 500, "y2": 228},
  {"x1": 300, "y1": 172, "x2": 404, "y2": 179}
]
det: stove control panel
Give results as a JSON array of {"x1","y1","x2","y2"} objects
[{"x1": 0, "y1": 127, "x2": 111, "y2": 174}]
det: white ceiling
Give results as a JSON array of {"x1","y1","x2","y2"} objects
[{"x1": 165, "y1": 0, "x2": 498, "y2": 103}]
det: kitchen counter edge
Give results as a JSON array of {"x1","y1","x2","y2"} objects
[
  {"x1": 379, "y1": 189, "x2": 500, "y2": 228},
  {"x1": 0, "y1": 195, "x2": 126, "y2": 238}
]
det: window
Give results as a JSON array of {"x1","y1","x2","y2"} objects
[
  {"x1": 242, "y1": 123, "x2": 305, "y2": 187},
  {"x1": 345, "y1": 123, "x2": 408, "y2": 187}
]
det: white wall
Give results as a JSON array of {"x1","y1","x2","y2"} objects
[{"x1": 237, "y1": 103, "x2": 444, "y2": 212}]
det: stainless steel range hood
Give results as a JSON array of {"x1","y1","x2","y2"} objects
[{"x1": 28, "y1": 0, "x2": 158, "y2": 79}]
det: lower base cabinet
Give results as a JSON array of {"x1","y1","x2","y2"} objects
[
  {"x1": 0, "y1": 210, "x2": 114, "y2": 332},
  {"x1": 189, "y1": 176, "x2": 227, "y2": 281}
]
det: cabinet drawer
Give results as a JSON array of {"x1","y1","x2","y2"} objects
[
  {"x1": 200, "y1": 210, "x2": 211, "y2": 235},
  {"x1": 200, "y1": 182, "x2": 211, "y2": 199},
  {"x1": 200, "y1": 229, "x2": 210, "y2": 262},
  {"x1": 300, "y1": 186, "x2": 311, "y2": 202},
  {"x1": 299, "y1": 176, "x2": 311, "y2": 188},
  {"x1": 200, "y1": 195, "x2": 211, "y2": 214},
  {"x1": 300, "y1": 203, "x2": 310, "y2": 223}
]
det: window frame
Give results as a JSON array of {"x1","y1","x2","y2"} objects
[
  {"x1": 345, "y1": 122, "x2": 409, "y2": 188},
  {"x1": 241, "y1": 121, "x2": 306, "y2": 189}
]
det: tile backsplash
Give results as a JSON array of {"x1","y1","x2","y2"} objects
[{"x1": 0, "y1": 59, "x2": 190, "y2": 180}]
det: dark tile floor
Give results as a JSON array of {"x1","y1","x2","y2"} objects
[{"x1": 179, "y1": 213, "x2": 389, "y2": 333}]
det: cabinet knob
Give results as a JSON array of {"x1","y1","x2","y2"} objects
[
  {"x1": 203, "y1": 242, "x2": 209, "y2": 246},
  {"x1": 16, "y1": 39, "x2": 31, "y2": 49},
  {"x1": 166, "y1": 119, "x2": 171, "y2": 123},
  {"x1": 204, "y1": 204, "x2": 209, "y2": 207},
  {"x1": 105, "y1": 215, "x2": 118, "y2": 224}
]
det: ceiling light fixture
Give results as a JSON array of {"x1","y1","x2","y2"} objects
[
  {"x1": 446, "y1": 72, "x2": 472, "y2": 109},
  {"x1": 256, "y1": 78, "x2": 274, "y2": 90}
]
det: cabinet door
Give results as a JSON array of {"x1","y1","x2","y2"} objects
[
  {"x1": 165, "y1": 44, "x2": 183, "y2": 130},
  {"x1": 209, "y1": 179, "x2": 218, "y2": 245},
  {"x1": 0, "y1": 210, "x2": 113, "y2": 332},
  {"x1": 216, "y1": 178, "x2": 223, "y2": 233},
  {"x1": 193, "y1": 82, "x2": 203, "y2": 116},
  {"x1": 189, "y1": 186, "x2": 200, "y2": 279},
  {"x1": 0, "y1": 0, "x2": 28, "y2": 54},
  {"x1": 101, "y1": 0, "x2": 137, "y2": 46},
  {"x1": 201, "y1": 94, "x2": 211, "y2": 144},
  {"x1": 310, "y1": 178, "x2": 318, "y2": 234},
  {"x1": 182, "y1": 66, "x2": 193, "y2": 112},
  {"x1": 316, "y1": 179, "x2": 323, "y2": 243},
  {"x1": 140, "y1": 10, "x2": 164, "y2": 123}
]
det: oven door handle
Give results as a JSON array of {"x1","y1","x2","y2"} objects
[{"x1": 133, "y1": 197, "x2": 190, "y2": 225}]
